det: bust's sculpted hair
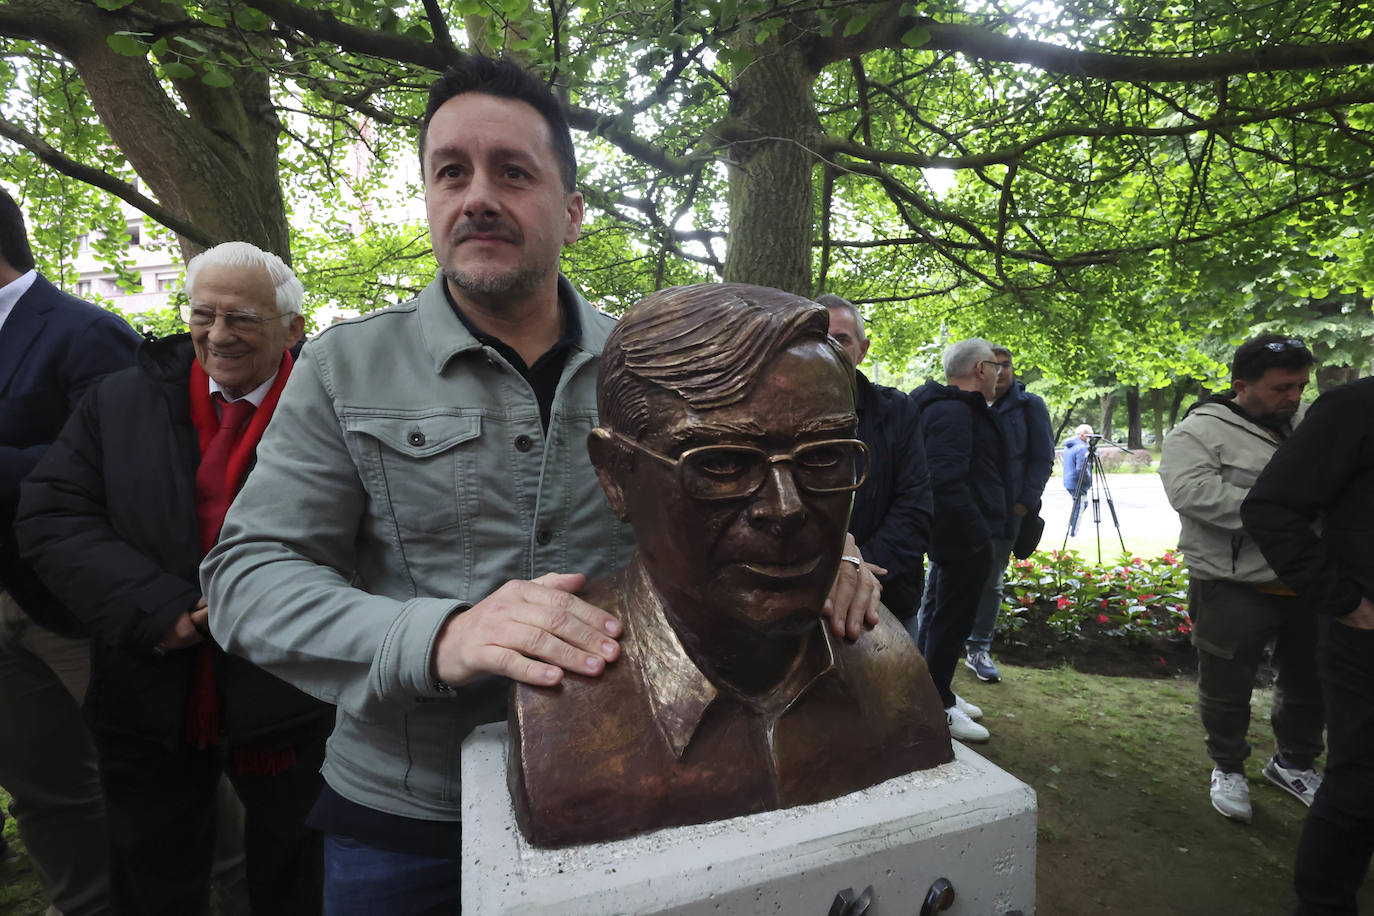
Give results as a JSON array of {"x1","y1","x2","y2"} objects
[{"x1": 598, "y1": 283, "x2": 852, "y2": 439}]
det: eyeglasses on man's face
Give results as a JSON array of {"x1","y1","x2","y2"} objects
[
  {"x1": 980, "y1": 359, "x2": 1009, "y2": 375},
  {"x1": 180, "y1": 304, "x2": 285, "y2": 333},
  {"x1": 1263, "y1": 338, "x2": 1306, "y2": 353},
  {"x1": 607, "y1": 430, "x2": 869, "y2": 502}
]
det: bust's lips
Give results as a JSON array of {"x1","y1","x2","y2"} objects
[{"x1": 739, "y1": 555, "x2": 821, "y2": 580}]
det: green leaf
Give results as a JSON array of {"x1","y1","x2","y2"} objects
[
  {"x1": 105, "y1": 34, "x2": 147, "y2": 57},
  {"x1": 92, "y1": 0, "x2": 134, "y2": 9},
  {"x1": 843, "y1": 13, "x2": 871, "y2": 37},
  {"x1": 174, "y1": 35, "x2": 209, "y2": 54},
  {"x1": 202, "y1": 67, "x2": 234, "y2": 88},
  {"x1": 162, "y1": 61, "x2": 196, "y2": 79},
  {"x1": 901, "y1": 25, "x2": 930, "y2": 47}
]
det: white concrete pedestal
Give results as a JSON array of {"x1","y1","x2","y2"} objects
[{"x1": 462, "y1": 723, "x2": 1036, "y2": 915}]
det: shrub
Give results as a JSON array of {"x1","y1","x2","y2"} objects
[{"x1": 999, "y1": 548, "x2": 1190, "y2": 645}]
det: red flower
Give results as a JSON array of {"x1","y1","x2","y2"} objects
[
  {"x1": 1099, "y1": 598, "x2": 1109, "y2": 608},
  {"x1": 1021, "y1": 596, "x2": 1033, "y2": 606},
  {"x1": 1158, "y1": 656, "x2": 1167, "y2": 666},
  {"x1": 1056, "y1": 596, "x2": 1071, "y2": 610},
  {"x1": 1096, "y1": 613, "x2": 1110, "y2": 624},
  {"x1": 1178, "y1": 623, "x2": 1192, "y2": 634}
]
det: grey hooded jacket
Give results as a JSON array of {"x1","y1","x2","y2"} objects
[{"x1": 202, "y1": 275, "x2": 633, "y2": 822}]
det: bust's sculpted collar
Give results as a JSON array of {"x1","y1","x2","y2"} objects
[{"x1": 620, "y1": 558, "x2": 837, "y2": 760}]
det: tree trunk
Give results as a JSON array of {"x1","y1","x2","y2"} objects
[
  {"x1": 1099, "y1": 390, "x2": 1117, "y2": 439},
  {"x1": 720, "y1": 33, "x2": 819, "y2": 294},
  {"x1": 1150, "y1": 388, "x2": 1165, "y2": 446},
  {"x1": 1125, "y1": 385, "x2": 1143, "y2": 449},
  {"x1": 1054, "y1": 403, "x2": 1078, "y2": 444},
  {"x1": 1168, "y1": 380, "x2": 1190, "y2": 429},
  {"x1": 9, "y1": 1, "x2": 291, "y2": 262}
]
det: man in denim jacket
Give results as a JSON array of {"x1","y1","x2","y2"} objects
[{"x1": 204, "y1": 57, "x2": 878, "y2": 911}]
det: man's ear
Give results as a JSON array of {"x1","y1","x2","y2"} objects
[
  {"x1": 284, "y1": 313, "x2": 306, "y2": 350},
  {"x1": 587, "y1": 427, "x2": 628, "y2": 521}
]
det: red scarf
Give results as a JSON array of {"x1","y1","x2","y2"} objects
[
  {"x1": 189, "y1": 350, "x2": 294, "y2": 552},
  {"x1": 184, "y1": 350, "x2": 293, "y2": 752}
]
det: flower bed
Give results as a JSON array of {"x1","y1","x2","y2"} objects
[{"x1": 993, "y1": 548, "x2": 1196, "y2": 678}]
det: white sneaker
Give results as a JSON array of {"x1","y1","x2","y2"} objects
[
  {"x1": 1263, "y1": 756, "x2": 1322, "y2": 806},
  {"x1": 1210, "y1": 768, "x2": 1252, "y2": 822},
  {"x1": 946, "y1": 705, "x2": 990, "y2": 743},
  {"x1": 954, "y1": 694, "x2": 983, "y2": 721}
]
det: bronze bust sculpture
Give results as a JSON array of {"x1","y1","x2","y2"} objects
[{"x1": 508, "y1": 283, "x2": 952, "y2": 847}]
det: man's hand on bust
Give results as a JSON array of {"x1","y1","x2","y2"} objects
[
  {"x1": 1336, "y1": 596, "x2": 1374, "y2": 631},
  {"x1": 430, "y1": 572, "x2": 623, "y2": 688},
  {"x1": 823, "y1": 533, "x2": 883, "y2": 641}
]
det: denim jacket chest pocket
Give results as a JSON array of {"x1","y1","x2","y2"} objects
[{"x1": 345, "y1": 412, "x2": 482, "y2": 533}]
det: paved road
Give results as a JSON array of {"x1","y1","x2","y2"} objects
[{"x1": 1037, "y1": 473, "x2": 1180, "y2": 561}]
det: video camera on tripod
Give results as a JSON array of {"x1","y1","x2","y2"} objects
[{"x1": 1062, "y1": 433, "x2": 1128, "y2": 560}]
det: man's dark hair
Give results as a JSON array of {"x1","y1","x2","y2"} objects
[
  {"x1": 0, "y1": 187, "x2": 35, "y2": 272},
  {"x1": 1231, "y1": 334, "x2": 1314, "y2": 383},
  {"x1": 418, "y1": 55, "x2": 577, "y2": 192}
]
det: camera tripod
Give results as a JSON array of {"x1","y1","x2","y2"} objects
[{"x1": 1061, "y1": 435, "x2": 1128, "y2": 562}]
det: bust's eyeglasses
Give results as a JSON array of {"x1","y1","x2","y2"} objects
[
  {"x1": 180, "y1": 304, "x2": 284, "y2": 333},
  {"x1": 1264, "y1": 338, "x2": 1306, "y2": 352},
  {"x1": 606, "y1": 430, "x2": 869, "y2": 502}
]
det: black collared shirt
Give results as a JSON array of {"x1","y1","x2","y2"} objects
[{"x1": 442, "y1": 281, "x2": 581, "y2": 432}]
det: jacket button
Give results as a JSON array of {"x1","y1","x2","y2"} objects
[
  {"x1": 408, "y1": 430, "x2": 426, "y2": 447},
  {"x1": 514, "y1": 435, "x2": 533, "y2": 452},
  {"x1": 535, "y1": 528, "x2": 552, "y2": 546}
]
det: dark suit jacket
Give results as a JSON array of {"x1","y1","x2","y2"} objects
[{"x1": 0, "y1": 273, "x2": 141, "y2": 635}]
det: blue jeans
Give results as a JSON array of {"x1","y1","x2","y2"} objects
[
  {"x1": 324, "y1": 836, "x2": 460, "y2": 915},
  {"x1": 1066, "y1": 485, "x2": 1088, "y2": 535},
  {"x1": 966, "y1": 517, "x2": 1023, "y2": 654}
]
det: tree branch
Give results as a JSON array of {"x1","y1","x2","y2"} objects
[
  {"x1": 0, "y1": 114, "x2": 217, "y2": 248},
  {"x1": 811, "y1": 6, "x2": 1374, "y2": 82},
  {"x1": 240, "y1": 0, "x2": 453, "y2": 70}
]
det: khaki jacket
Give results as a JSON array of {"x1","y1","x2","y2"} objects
[{"x1": 1160, "y1": 399, "x2": 1305, "y2": 584}]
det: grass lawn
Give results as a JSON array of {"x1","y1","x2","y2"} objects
[
  {"x1": 961, "y1": 663, "x2": 1373, "y2": 916},
  {"x1": 0, "y1": 798, "x2": 44, "y2": 916},
  {"x1": 3, "y1": 664, "x2": 1365, "y2": 915}
]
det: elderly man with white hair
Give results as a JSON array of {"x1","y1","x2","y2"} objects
[
  {"x1": 15, "y1": 241, "x2": 334, "y2": 916},
  {"x1": 909, "y1": 338, "x2": 1012, "y2": 743}
]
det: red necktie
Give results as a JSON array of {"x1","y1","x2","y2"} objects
[{"x1": 195, "y1": 397, "x2": 256, "y2": 552}]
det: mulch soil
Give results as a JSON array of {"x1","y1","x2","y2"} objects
[{"x1": 995, "y1": 609, "x2": 1277, "y2": 686}]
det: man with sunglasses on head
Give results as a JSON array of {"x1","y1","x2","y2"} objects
[
  {"x1": 17, "y1": 241, "x2": 333, "y2": 914},
  {"x1": 1159, "y1": 334, "x2": 1322, "y2": 825}
]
